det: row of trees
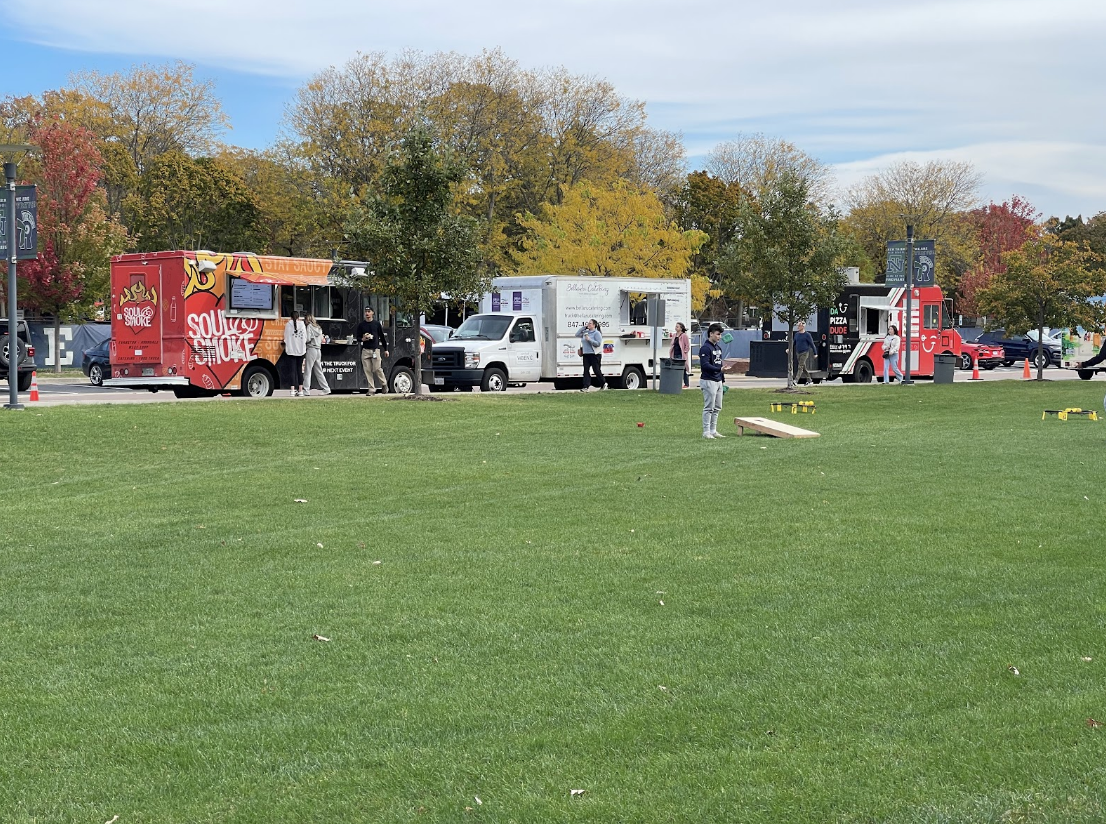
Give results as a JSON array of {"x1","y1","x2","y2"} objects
[{"x1": 3, "y1": 52, "x2": 1106, "y2": 382}]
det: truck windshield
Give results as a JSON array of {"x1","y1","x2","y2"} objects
[{"x1": 453, "y1": 315, "x2": 512, "y2": 340}]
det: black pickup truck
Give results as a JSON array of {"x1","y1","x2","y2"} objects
[
  {"x1": 973, "y1": 329, "x2": 1059, "y2": 369},
  {"x1": 0, "y1": 318, "x2": 35, "y2": 391}
]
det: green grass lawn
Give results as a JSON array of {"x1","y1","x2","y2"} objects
[{"x1": 3, "y1": 381, "x2": 1106, "y2": 822}]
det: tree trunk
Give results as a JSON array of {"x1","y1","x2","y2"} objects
[
  {"x1": 54, "y1": 316, "x2": 63, "y2": 374},
  {"x1": 413, "y1": 298, "x2": 424, "y2": 396},
  {"x1": 786, "y1": 323, "x2": 795, "y2": 389}
]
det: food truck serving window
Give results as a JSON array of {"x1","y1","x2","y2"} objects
[{"x1": 227, "y1": 276, "x2": 277, "y2": 317}]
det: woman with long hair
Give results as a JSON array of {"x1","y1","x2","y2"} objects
[
  {"x1": 575, "y1": 318, "x2": 606, "y2": 391},
  {"x1": 669, "y1": 321, "x2": 691, "y2": 388},
  {"x1": 283, "y1": 310, "x2": 308, "y2": 397},
  {"x1": 882, "y1": 323, "x2": 904, "y2": 384}
]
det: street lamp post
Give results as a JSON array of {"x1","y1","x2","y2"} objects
[
  {"x1": 902, "y1": 224, "x2": 915, "y2": 386},
  {"x1": 1, "y1": 144, "x2": 34, "y2": 410}
]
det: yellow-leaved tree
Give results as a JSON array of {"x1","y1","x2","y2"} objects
[{"x1": 512, "y1": 181, "x2": 707, "y2": 281}]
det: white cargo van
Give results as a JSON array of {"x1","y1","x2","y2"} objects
[{"x1": 429, "y1": 275, "x2": 692, "y2": 391}]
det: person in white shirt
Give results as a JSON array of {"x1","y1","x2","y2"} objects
[
  {"x1": 882, "y1": 324, "x2": 904, "y2": 384},
  {"x1": 283, "y1": 311, "x2": 308, "y2": 396}
]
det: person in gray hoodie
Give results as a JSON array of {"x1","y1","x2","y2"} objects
[{"x1": 575, "y1": 318, "x2": 606, "y2": 391}]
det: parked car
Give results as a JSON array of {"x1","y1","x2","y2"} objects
[
  {"x1": 81, "y1": 338, "x2": 111, "y2": 386},
  {"x1": 959, "y1": 335, "x2": 1005, "y2": 371},
  {"x1": 0, "y1": 318, "x2": 36, "y2": 391},
  {"x1": 973, "y1": 329, "x2": 1060, "y2": 369},
  {"x1": 421, "y1": 324, "x2": 454, "y2": 344}
]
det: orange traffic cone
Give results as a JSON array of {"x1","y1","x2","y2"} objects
[
  {"x1": 28, "y1": 371, "x2": 39, "y2": 402},
  {"x1": 970, "y1": 356, "x2": 982, "y2": 380},
  {"x1": 1023, "y1": 357, "x2": 1032, "y2": 379}
]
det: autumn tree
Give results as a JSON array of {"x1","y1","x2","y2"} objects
[
  {"x1": 512, "y1": 181, "x2": 707, "y2": 280},
  {"x1": 342, "y1": 124, "x2": 484, "y2": 394},
  {"x1": 673, "y1": 171, "x2": 746, "y2": 315},
  {"x1": 717, "y1": 171, "x2": 848, "y2": 389},
  {"x1": 977, "y1": 233, "x2": 1105, "y2": 379},
  {"x1": 958, "y1": 195, "x2": 1040, "y2": 315},
  {"x1": 284, "y1": 49, "x2": 682, "y2": 271},
  {"x1": 1048, "y1": 212, "x2": 1106, "y2": 270},
  {"x1": 16, "y1": 119, "x2": 127, "y2": 369},
  {"x1": 127, "y1": 151, "x2": 264, "y2": 252},
  {"x1": 218, "y1": 146, "x2": 330, "y2": 258},
  {"x1": 706, "y1": 133, "x2": 834, "y2": 207},
  {"x1": 843, "y1": 159, "x2": 982, "y2": 296}
]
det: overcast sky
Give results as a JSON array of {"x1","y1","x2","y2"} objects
[{"x1": 4, "y1": 0, "x2": 1104, "y2": 220}]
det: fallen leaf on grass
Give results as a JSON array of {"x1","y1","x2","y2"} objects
[
  {"x1": 294, "y1": 499, "x2": 308, "y2": 504},
  {"x1": 373, "y1": 560, "x2": 382, "y2": 565},
  {"x1": 659, "y1": 600, "x2": 665, "y2": 606},
  {"x1": 1007, "y1": 665, "x2": 1020, "y2": 676},
  {"x1": 658, "y1": 685, "x2": 667, "y2": 692},
  {"x1": 1087, "y1": 718, "x2": 1101, "y2": 728},
  {"x1": 1082, "y1": 657, "x2": 1093, "y2": 662},
  {"x1": 474, "y1": 796, "x2": 482, "y2": 805},
  {"x1": 570, "y1": 789, "x2": 586, "y2": 797},
  {"x1": 105, "y1": 817, "x2": 119, "y2": 824},
  {"x1": 312, "y1": 634, "x2": 330, "y2": 642}
]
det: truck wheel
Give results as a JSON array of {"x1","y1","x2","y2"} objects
[
  {"x1": 390, "y1": 366, "x2": 415, "y2": 394},
  {"x1": 960, "y1": 353, "x2": 973, "y2": 371},
  {"x1": 553, "y1": 378, "x2": 577, "y2": 391},
  {"x1": 620, "y1": 366, "x2": 646, "y2": 390},
  {"x1": 481, "y1": 367, "x2": 508, "y2": 392},
  {"x1": 239, "y1": 364, "x2": 275, "y2": 398},
  {"x1": 1078, "y1": 370, "x2": 1094, "y2": 380},
  {"x1": 854, "y1": 360, "x2": 874, "y2": 383}
]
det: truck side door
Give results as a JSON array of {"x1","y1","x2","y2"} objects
[{"x1": 507, "y1": 317, "x2": 541, "y2": 381}]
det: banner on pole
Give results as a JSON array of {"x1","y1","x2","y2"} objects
[
  {"x1": 0, "y1": 185, "x2": 38, "y2": 260},
  {"x1": 885, "y1": 239, "x2": 935, "y2": 287}
]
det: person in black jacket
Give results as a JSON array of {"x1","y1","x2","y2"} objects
[
  {"x1": 354, "y1": 308, "x2": 389, "y2": 394},
  {"x1": 699, "y1": 323, "x2": 726, "y2": 439}
]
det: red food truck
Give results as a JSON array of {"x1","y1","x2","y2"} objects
[{"x1": 106, "y1": 250, "x2": 432, "y2": 397}]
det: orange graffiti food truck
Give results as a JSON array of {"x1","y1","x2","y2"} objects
[{"x1": 105, "y1": 251, "x2": 432, "y2": 397}]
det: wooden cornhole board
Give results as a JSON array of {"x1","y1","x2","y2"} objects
[{"x1": 733, "y1": 416, "x2": 820, "y2": 439}]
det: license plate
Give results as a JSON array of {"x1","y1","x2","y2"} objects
[
  {"x1": 434, "y1": 377, "x2": 444, "y2": 385},
  {"x1": 142, "y1": 368, "x2": 154, "y2": 376}
]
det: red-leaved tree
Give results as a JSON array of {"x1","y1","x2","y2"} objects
[
  {"x1": 18, "y1": 118, "x2": 127, "y2": 371},
  {"x1": 958, "y1": 195, "x2": 1040, "y2": 316}
]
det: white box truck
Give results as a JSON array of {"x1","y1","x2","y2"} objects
[{"x1": 429, "y1": 275, "x2": 692, "y2": 391}]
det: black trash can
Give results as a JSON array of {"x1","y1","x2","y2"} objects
[
  {"x1": 933, "y1": 353, "x2": 957, "y2": 384},
  {"x1": 659, "y1": 357, "x2": 685, "y2": 394}
]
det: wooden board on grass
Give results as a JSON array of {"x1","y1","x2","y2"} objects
[{"x1": 734, "y1": 416, "x2": 820, "y2": 439}]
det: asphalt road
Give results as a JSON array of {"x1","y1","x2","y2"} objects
[{"x1": 6, "y1": 363, "x2": 1087, "y2": 409}]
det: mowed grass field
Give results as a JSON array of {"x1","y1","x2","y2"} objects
[{"x1": 3, "y1": 381, "x2": 1106, "y2": 823}]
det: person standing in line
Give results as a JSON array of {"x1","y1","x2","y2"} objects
[
  {"x1": 354, "y1": 307, "x2": 389, "y2": 394},
  {"x1": 303, "y1": 314, "x2": 331, "y2": 396},
  {"x1": 283, "y1": 310, "x2": 308, "y2": 397},
  {"x1": 882, "y1": 323, "x2": 904, "y2": 384},
  {"x1": 794, "y1": 320, "x2": 816, "y2": 385},
  {"x1": 699, "y1": 323, "x2": 726, "y2": 439},
  {"x1": 670, "y1": 321, "x2": 692, "y2": 388},
  {"x1": 575, "y1": 318, "x2": 606, "y2": 391}
]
